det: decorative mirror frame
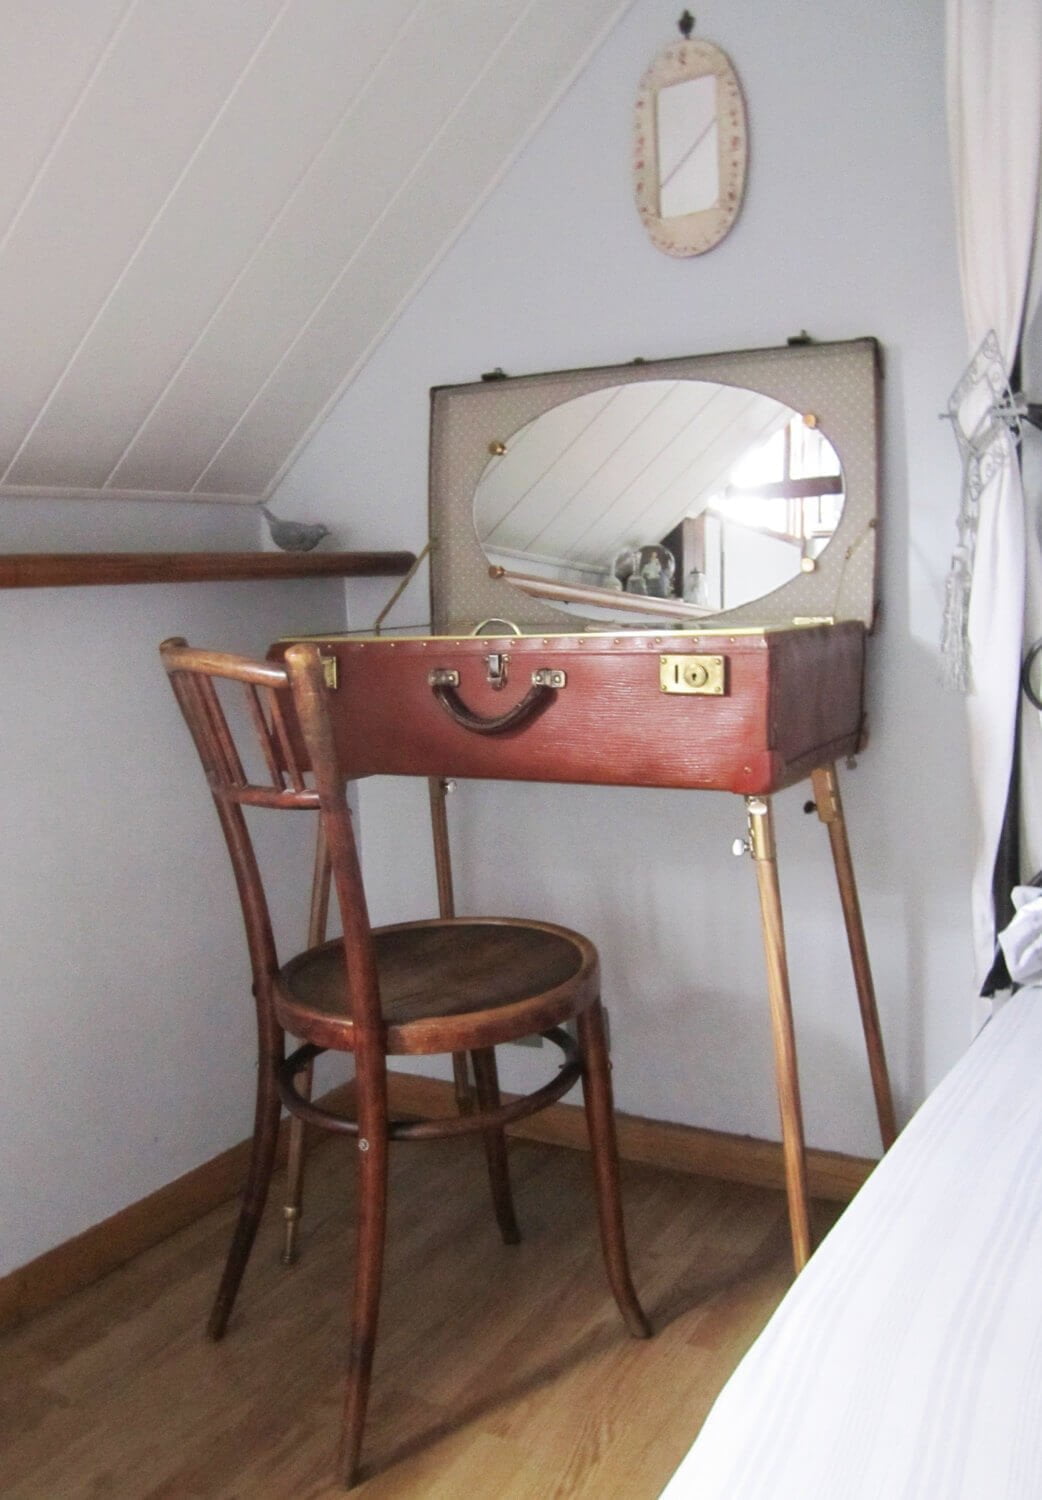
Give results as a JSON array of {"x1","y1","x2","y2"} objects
[
  {"x1": 428, "y1": 339, "x2": 881, "y2": 636},
  {"x1": 634, "y1": 37, "x2": 747, "y2": 257}
]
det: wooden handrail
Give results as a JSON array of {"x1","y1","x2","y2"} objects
[{"x1": 0, "y1": 551, "x2": 416, "y2": 589}]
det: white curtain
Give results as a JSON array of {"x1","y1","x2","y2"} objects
[
  {"x1": 1020, "y1": 252, "x2": 1042, "y2": 881},
  {"x1": 946, "y1": 0, "x2": 1042, "y2": 989}
]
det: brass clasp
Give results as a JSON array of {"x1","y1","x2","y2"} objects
[
  {"x1": 485, "y1": 652, "x2": 509, "y2": 690},
  {"x1": 659, "y1": 654, "x2": 725, "y2": 695}
]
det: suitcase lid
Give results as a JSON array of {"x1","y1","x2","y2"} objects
[{"x1": 427, "y1": 338, "x2": 881, "y2": 638}]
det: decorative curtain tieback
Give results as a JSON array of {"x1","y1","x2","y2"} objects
[{"x1": 940, "y1": 329, "x2": 1023, "y2": 692}]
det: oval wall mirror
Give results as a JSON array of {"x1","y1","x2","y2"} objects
[
  {"x1": 473, "y1": 382, "x2": 844, "y2": 626},
  {"x1": 634, "y1": 35, "x2": 747, "y2": 256}
]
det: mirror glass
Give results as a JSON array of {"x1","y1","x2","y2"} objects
[
  {"x1": 657, "y1": 76, "x2": 718, "y2": 217},
  {"x1": 473, "y1": 380, "x2": 844, "y2": 625}
]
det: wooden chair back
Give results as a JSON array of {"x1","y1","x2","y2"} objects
[{"x1": 160, "y1": 637, "x2": 382, "y2": 1044}]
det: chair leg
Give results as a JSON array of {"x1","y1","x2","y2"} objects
[
  {"x1": 281, "y1": 1057, "x2": 313, "y2": 1266},
  {"x1": 282, "y1": 817, "x2": 332, "y2": 1266},
  {"x1": 471, "y1": 1047, "x2": 522, "y2": 1245},
  {"x1": 451, "y1": 1050, "x2": 476, "y2": 1114},
  {"x1": 577, "y1": 1002, "x2": 651, "y2": 1339},
  {"x1": 338, "y1": 1064, "x2": 390, "y2": 1490},
  {"x1": 208, "y1": 1051, "x2": 281, "y2": 1340}
]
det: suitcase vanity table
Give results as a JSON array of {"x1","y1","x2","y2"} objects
[{"x1": 273, "y1": 337, "x2": 895, "y2": 1270}]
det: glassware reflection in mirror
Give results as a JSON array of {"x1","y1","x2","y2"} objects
[
  {"x1": 656, "y1": 75, "x2": 718, "y2": 217},
  {"x1": 473, "y1": 381, "x2": 844, "y2": 627}
]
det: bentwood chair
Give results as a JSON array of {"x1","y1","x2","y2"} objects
[{"x1": 160, "y1": 638, "x2": 650, "y2": 1489}]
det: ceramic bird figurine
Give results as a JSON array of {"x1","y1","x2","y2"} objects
[{"x1": 260, "y1": 504, "x2": 331, "y2": 552}]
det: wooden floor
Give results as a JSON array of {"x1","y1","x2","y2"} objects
[{"x1": 1, "y1": 1136, "x2": 841, "y2": 1498}]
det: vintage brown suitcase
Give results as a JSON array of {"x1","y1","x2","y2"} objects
[
  {"x1": 272, "y1": 339, "x2": 877, "y2": 800},
  {"x1": 270, "y1": 619, "x2": 865, "y2": 796}
]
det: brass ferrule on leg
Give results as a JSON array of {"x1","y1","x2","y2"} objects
[
  {"x1": 281, "y1": 1205, "x2": 301, "y2": 1266},
  {"x1": 744, "y1": 795, "x2": 775, "y2": 862}
]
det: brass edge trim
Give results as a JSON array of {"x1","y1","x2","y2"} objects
[{"x1": 271, "y1": 624, "x2": 833, "y2": 644}]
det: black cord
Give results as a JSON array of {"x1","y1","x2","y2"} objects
[{"x1": 1022, "y1": 637, "x2": 1042, "y2": 711}]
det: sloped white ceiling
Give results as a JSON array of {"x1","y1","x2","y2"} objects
[{"x1": 0, "y1": 0, "x2": 631, "y2": 505}]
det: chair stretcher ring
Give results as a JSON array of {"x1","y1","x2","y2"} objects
[{"x1": 277, "y1": 1026, "x2": 582, "y2": 1140}]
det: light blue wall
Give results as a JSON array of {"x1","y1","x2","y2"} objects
[
  {"x1": 277, "y1": 0, "x2": 974, "y2": 1155},
  {"x1": 0, "y1": 497, "x2": 346, "y2": 1273}
]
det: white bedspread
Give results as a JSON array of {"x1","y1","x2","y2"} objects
[{"x1": 660, "y1": 987, "x2": 1042, "y2": 1500}]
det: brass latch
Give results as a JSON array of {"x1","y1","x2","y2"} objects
[
  {"x1": 485, "y1": 651, "x2": 509, "y2": 690},
  {"x1": 320, "y1": 654, "x2": 338, "y2": 690},
  {"x1": 659, "y1": 654, "x2": 725, "y2": 695}
]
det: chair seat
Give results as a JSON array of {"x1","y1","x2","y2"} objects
[{"x1": 274, "y1": 916, "x2": 600, "y2": 1056}]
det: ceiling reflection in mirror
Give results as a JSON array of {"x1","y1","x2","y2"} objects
[
  {"x1": 657, "y1": 76, "x2": 719, "y2": 217},
  {"x1": 473, "y1": 381, "x2": 844, "y2": 624}
]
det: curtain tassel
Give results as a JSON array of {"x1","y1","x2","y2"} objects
[{"x1": 940, "y1": 547, "x2": 973, "y2": 692}]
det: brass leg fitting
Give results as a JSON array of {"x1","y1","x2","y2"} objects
[
  {"x1": 281, "y1": 1205, "x2": 301, "y2": 1266},
  {"x1": 744, "y1": 795, "x2": 775, "y2": 862}
]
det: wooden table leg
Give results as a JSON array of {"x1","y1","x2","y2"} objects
[
  {"x1": 810, "y1": 764, "x2": 897, "y2": 1150},
  {"x1": 282, "y1": 816, "x2": 331, "y2": 1266},
  {"x1": 745, "y1": 794, "x2": 813, "y2": 1272},
  {"x1": 427, "y1": 776, "x2": 478, "y2": 1117}
]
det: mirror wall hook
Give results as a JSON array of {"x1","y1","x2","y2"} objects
[{"x1": 678, "y1": 10, "x2": 695, "y2": 37}]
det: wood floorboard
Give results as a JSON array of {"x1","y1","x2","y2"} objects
[{"x1": 1, "y1": 1136, "x2": 841, "y2": 1498}]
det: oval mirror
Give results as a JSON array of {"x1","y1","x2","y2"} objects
[
  {"x1": 634, "y1": 37, "x2": 747, "y2": 257},
  {"x1": 473, "y1": 381, "x2": 844, "y2": 627}
]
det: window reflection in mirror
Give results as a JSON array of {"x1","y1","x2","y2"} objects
[
  {"x1": 656, "y1": 75, "x2": 719, "y2": 218},
  {"x1": 473, "y1": 381, "x2": 845, "y2": 624}
]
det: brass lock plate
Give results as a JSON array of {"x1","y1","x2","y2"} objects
[{"x1": 659, "y1": 654, "x2": 726, "y2": 695}]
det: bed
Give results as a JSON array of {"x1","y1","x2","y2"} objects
[{"x1": 660, "y1": 986, "x2": 1042, "y2": 1499}]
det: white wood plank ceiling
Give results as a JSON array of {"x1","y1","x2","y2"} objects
[{"x1": 0, "y1": 0, "x2": 631, "y2": 505}]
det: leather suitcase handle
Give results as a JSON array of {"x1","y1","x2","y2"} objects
[{"x1": 428, "y1": 668, "x2": 563, "y2": 736}]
